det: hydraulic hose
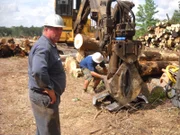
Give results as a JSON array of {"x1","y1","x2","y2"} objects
[{"x1": 166, "y1": 65, "x2": 179, "y2": 84}]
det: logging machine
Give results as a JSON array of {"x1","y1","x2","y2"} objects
[
  {"x1": 56, "y1": 0, "x2": 145, "y2": 110},
  {"x1": 55, "y1": 0, "x2": 94, "y2": 45}
]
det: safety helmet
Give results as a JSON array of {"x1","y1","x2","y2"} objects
[
  {"x1": 92, "y1": 52, "x2": 104, "y2": 63},
  {"x1": 44, "y1": 14, "x2": 65, "y2": 27}
]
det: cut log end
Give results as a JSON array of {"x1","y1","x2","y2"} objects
[{"x1": 74, "y1": 34, "x2": 83, "y2": 49}]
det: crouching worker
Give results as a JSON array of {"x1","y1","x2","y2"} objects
[{"x1": 80, "y1": 52, "x2": 107, "y2": 92}]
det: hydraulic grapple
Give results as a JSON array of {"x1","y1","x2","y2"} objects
[{"x1": 73, "y1": 0, "x2": 144, "y2": 106}]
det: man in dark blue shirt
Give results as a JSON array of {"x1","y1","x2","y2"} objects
[
  {"x1": 28, "y1": 14, "x2": 66, "y2": 135},
  {"x1": 80, "y1": 52, "x2": 107, "y2": 92}
]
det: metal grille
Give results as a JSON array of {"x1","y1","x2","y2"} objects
[{"x1": 56, "y1": 0, "x2": 73, "y2": 16}]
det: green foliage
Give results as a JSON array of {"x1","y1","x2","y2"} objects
[
  {"x1": 0, "y1": 26, "x2": 43, "y2": 37},
  {"x1": 170, "y1": 10, "x2": 180, "y2": 24},
  {"x1": 135, "y1": 0, "x2": 159, "y2": 37}
]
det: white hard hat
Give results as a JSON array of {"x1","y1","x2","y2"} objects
[
  {"x1": 44, "y1": 14, "x2": 65, "y2": 27},
  {"x1": 92, "y1": 52, "x2": 104, "y2": 63}
]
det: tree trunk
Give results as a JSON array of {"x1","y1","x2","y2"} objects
[
  {"x1": 139, "y1": 47, "x2": 179, "y2": 61},
  {"x1": 74, "y1": 34, "x2": 100, "y2": 51},
  {"x1": 137, "y1": 61, "x2": 177, "y2": 76}
]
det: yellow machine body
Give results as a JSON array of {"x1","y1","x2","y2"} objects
[{"x1": 55, "y1": 0, "x2": 93, "y2": 44}]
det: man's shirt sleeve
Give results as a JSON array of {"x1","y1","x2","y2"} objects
[{"x1": 31, "y1": 46, "x2": 53, "y2": 90}]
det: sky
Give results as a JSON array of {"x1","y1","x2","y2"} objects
[{"x1": 0, "y1": 0, "x2": 179, "y2": 27}]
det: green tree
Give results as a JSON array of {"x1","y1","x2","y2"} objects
[
  {"x1": 171, "y1": 10, "x2": 180, "y2": 24},
  {"x1": 0, "y1": 27, "x2": 11, "y2": 36},
  {"x1": 135, "y1": 0, "x2": 159, "y2": 38},
  {"x1": 0, "y1": 26, "x2": 43, "y2": 37}
]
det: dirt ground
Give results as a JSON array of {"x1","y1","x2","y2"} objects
[{"x1": 1, "y1": 49, "x2": 180, "y2": 135}]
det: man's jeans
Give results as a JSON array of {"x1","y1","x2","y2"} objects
[{"x1": 29, "y1": 90, "x2": 61, "y2": 135}]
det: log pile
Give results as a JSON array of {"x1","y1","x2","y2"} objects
[
  {"x1": 138, "y1": 22, "x2": 180, "y2": 51},
  {"x1": 0, "y1": 38, "x2": 32, "y2": 58},
  {"x1": 137, "y1": 47, "x2": 179, "y2": 77}
]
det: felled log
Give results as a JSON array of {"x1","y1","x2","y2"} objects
[
  {"x1": 139, "y1": 48, "x2": 179, "y2": 61},
  {"x1": 13, "y1": 45, "x2": 27, "y2": 57},
  {"x1": 141, "y1": 78, "x2": 166, "y2": 103},
  {"x1": 174, "y1": 37, "x2": 180, "y2": 44},
  {"x1": 0, "y1": 38, "x2": 6, "y2": 45},
  {"x1": 74, "y1": 34, "x2": 100, "y2": 51},
  {"x1": 64, "y1": 56, "x2": 83, "y2": 78},
  {"x1": 0, "y1": 45, "x2": 13, "y2": 58},
  {"x1": 0, "y1": 44, "x2": 28, "y2": 58},
  {"x1": 167, "y1": 38, "x2": 175, "y2": 48},
  {"x1": 21, "y1": 39, "x2": 32, "y2": 53},
  {"x1": 137, "y1": 61, "x2": 177, "y2": 76},
  {"x1": 76, "y1": 50, "x2": 85, "y2": 63}
]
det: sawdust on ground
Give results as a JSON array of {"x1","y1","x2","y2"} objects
[{"x1": 1, "y1": 51, "x2": 180, "y2": 135}]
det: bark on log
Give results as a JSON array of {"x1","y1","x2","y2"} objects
[
  {"x1": 0, "y1": 38, "x2": 6, "y2": 44},
  {"x1": 139, "y1": 47, "x2": 179, "y2": 61},
  {"x1": 137, "y1": 61, "x2": 177, "y2": 76},
  {"x1": 174, "y1": 37, "x2": 180, "y2": 44},
  {"x1": 167, "y1": 39, "x2": 175, "y2": 48},
  {"x1": 13, "y1": 45, "x2": 27, "y2": 57},
  {"x1": 0, "y1": 45, "x2": 13, "y2": 58},
  {"x1": 74, "y1": 34, "x2": 100, "y2": 51}
]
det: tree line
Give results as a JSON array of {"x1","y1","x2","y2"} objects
[
  {"x1": 135, "y1": 0, "x2": 180, "y2": 38},
  {"x1": 0, "y1": 26, "x2": 43, "y2": 37}
]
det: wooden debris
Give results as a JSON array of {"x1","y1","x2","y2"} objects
[
  {"x1": 138, "y1": 22, "x2": 180, "y2": 51},
  {"x1": 139, "y1": 47, "x2": 179, "y2": 61},
  {"x1": 137, "y1": 61, "x2": 177, "y2": 77},
  {"x1": 74, "y1": 34, "x2": 100, "y2": 51},
  {"x1": 0, "y1": 38, "x2": 31, "y2": 57},
  {"x1": 0, "y1": 45, "x2": 13, "y2": 58},
  {"x1": 64, "y1": 56, "x2": 83, "y2": 78}
]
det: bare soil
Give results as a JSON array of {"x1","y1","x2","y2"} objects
[{"x1": 1, "y1": 51, "x2": 180, "y2": 135}]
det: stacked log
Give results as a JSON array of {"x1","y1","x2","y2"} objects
[
  {"x1": 0, "y1": 38, "x2": 29, "y2": 58},
  {"x1": 138, "y1": 22, "x2": 180, "y2": 51},
  {"x1": 137, "y1": 47, "x2": 179, "y2": 77},
  {"x1": 74, "y1": 34, "x2": 100, "y2": 62}
]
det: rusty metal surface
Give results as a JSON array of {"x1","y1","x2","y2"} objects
[
  {"x1": 114, "y1": 40, "x2": 142, "y2": 63},
  {"x1": 108, "y1": 63, "x2": 143, "y2": 105}
]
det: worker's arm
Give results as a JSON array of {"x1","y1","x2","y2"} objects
[
  {"x1": 99, "y1": 61, "x2": 108, "y2": 75},
  {"x1": 32, "y1": 46, "x2": 56, "y2": 104},
  {"x1": 91, "y1": 71, "x2": 104, "y2": 79},
  {"x1": 103, "y1": 67, "x2": 108, "y2": 74},
  {"x1": 43, "y1": 89, "x2": 56, "y2": 104}
]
